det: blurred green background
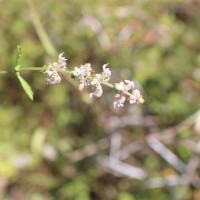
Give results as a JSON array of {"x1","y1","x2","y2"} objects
[{"x1": 1, "y1": 0, "x2": 200, "y2": 199}]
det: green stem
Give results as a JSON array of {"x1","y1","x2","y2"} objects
[
  {"x1": 101, "y1": 81, "x2": 114, "y2": 88},
  {"x1": 19, "y1": 67, "x2": 44, "y2": 71},
  {"x1": 0, "y1": 67, "x2": 116, "y2": 91},
  {"x1": 0, "y1": 67, "x2": 44, "y2": 76},
  {"x1": 57, "y1": 69, "x2": 73, "y2": 75},
  {"x1": 26, "y1": 0, "x2": 56, "y2": 56}
]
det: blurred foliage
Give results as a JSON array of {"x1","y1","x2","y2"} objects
[{"x1": 0, "y1": 0, "x2": 200, "y2": 199}]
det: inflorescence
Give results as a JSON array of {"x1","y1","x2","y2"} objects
[
  {"x1": 45, "y1": 53, "x2": 144, "y2": 108},
  {"x1": 45, "y1": 53, "x2": 67, "y2": 84}
]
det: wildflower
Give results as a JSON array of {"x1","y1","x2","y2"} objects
[
  {"x1": 58, "y1": 53, "x2": 67, "y2": 69},
  {"x1": 44, "y1": 54, "x2": 144, "y2": 107},
  {"x1": 45, "y1": 53, "x2": 67, "y2": 84},
  {"x1": 90, "y1": 78, "x2": 103, "y2": 98},
  {"x1": 72, "y1": 63, "x2": 110, "y2": 99},
  {"x1": 128, "y1": 89, "x2": 143, "y2": 104},
  {"x1": 73, "y1": 63, "x2": 93, "y2": 90},
  {"x1": 114, "y1": 80, "x2": 144, "y2": 108},
  {"x1": 115, "y1": 81, "x2": 126, "y2": 91},
  {"x1": 100, "y1": 64, "x2": 111, "y2": 82},
  {"x1": 114, "y1": 94, "x2": 126, "y2": 108},
  {"x1": 124, "y1": 80, "x2": 134, "y2": 90},
  {"x1": 46, "y1": 70, "x2": 61, "y2": 85}
]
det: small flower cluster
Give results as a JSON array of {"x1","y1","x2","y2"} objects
[
  {"x1": 45, "y1": 53, "x2": 67, "y2": 84},
  {"x1": 114, "y1": 80, "x2": 144, "y2": 108},
  {"x1": 45, "y1": 53, "x2": 144, "y2": 108},
  {"x1": 72, "y1": 63, "x2": 111, "y2": 98}
]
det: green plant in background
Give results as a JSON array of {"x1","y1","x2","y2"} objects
[{"x1": 1, "y1": 0, "x2": 200, "y2": 199}]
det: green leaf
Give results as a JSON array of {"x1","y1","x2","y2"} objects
[
  {"x1": 16, "y1": 72, "x2": 34, "y2": 100},
  {"x1": 15, "y1": 45, "x2": 22, "y2": 67}
]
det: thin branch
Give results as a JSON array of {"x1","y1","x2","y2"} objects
[
  {"x1": 26, "y1": 0, "x2": 56, "y2": 56},
  {"x1": 66, "y1": 138, "x2": 109, "y2": 162},
  {"x1": 147, "y1": 137, "x2": 186, "y2": 173},
  {"x1": 100, "y1": 157, "x2": 147, "y2": 180}
]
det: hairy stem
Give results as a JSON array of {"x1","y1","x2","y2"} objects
[
  {"x1": 101, "y1": 81, "x2": 114, "y2": 88},
  {"x1": 19, "y1": 67, "x2": 44, "y2": 71}
]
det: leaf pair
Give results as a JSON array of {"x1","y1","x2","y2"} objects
[{"x1": 15, "y1": 46, "x2": 34, "y2": 100}]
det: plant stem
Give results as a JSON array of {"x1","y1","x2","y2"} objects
[
  {"x1": 19, "y1": 67, "x2": 44, "y2": 71},
  {"x1": 0, "y1": 67, "x2": 44, "y2": 76},
  {"x1": 57, "y1": 69, "x2": 73, "y2": 75},
  {"x1": 101, "y1": 81, "x2": 114, "y2": 88},
  {"x1": 0, "y1": 67, "x2": 115, "y2": 90}
]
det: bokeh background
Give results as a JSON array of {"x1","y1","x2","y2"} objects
[{"x1": 1, "y1": 0, "x2": 200, "y2": 199}]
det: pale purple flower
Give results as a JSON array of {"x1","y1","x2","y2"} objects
[
  {"x1": 114, "y1": 95, "x2": 126, "y2": 108},
  {"x1": 114, "y1": 80, "x2": 144, "y2": 108},
  {"x1": 133, "y1": 89, "x2": 141, "y2": 98},
  {"x1": 46, "y1": 71, "x2": 61, "y2": 84},
  {"x1": 73, "y1": 63, "x2": 112, "y2": 99},
  {"x1": 115, "y1": 82, "x2": 126, "y2": 91},
  {"x1": 128, "y1": 94, "x2": 137, "y2": 104},
  {"x1": 58, "y1": 53, "x2": 67, "y2": 69},
  {"x1": 46, "y1": 69, "x2": 53, "y2": 77},
  {"x1": 100, "y1": 64, "x2": 111, "y2": 81},
  {"x1": 73, "y1": 64, "x2": 93, "y2": 90},
  {"x1": 84, "y1": 63, "x2": 92, "y2": 74},
  {"x1": 44, "y1": 53, "x2": 144, "y2": 107},
  {"x1": 114, "y1": 101, "x2": 124, "y2": 108},
  {"x1": 103, "y1": 64, "x2": 111, "y2": 75},
  {"x1": 90, "y1": 78, "x2": 103, "y2": 98},
  {"x1": 74, "y1": 66, "x2": 85, "y2": 76},
  {"x1": 131, "y1": 89, "x2": 144, "y2": 104},
  {"x1": 75, "y1": 64, "x2": 92, "y2": 77},
  {"x1": 59, "y1": 53, "x2": 67, "y2": 62},
  {"x1": 125, "y1": 80, "x2": 135, "y2": 90},
  {"x1": 45, "y1": 53, "x2": 67, "y2": 84},
  {"x1": 90, "y1": 90, "x2": 102, "y2": 98}
]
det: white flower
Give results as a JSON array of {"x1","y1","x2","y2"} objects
[
  {"x1": 101, "y1": 64, "x2": 111, "y2": 81},
  {"x1": 125, "y1": 80, "x2": 135, "y2": 90},
  {"x1": 46, "y1": 72, "x2": 61, "y2": 84},
  {"x1": 90, "y1": 78, "x2": 103, "y2": 98},
  {"x1": 45, "y1": 53, "x2": 67, "y2": 84},
  {"x1": 115, "y1": 81, "x2": 126, "y2": 91},
  {"x1": 114, "y1": 95, "x2": 126, "y2": 108},
  {"x1": 58, "y1": 53, "x2": 67, "y2": 70},
  {"x1": 90, "y1": 90, "x2": 102, "y2": 98},
  {"x1": 113, "y1": 80, "x2": 144, "y2": 108}
]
